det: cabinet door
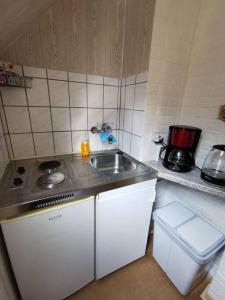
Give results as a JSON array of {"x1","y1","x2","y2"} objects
[
  {"x1": 96, "y1": 181, "x2": 156, "y2": 279},
  {"x1": 2, "y1": 198, "x2": 94, "y2": 300}
]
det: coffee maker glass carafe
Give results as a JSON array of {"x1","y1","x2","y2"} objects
[
  {"x1": 163, "y1": 125, "x2": 202, "y2": 173},
  {"x1": 201, "y1": 145, "x2": 225, "y2": 186}
]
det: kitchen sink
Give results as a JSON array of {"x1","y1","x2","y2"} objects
[{"x1": 90, "y1": 152, "x2": 137, "y2": 175}]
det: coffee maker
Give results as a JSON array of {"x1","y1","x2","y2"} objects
[{"x1": 163, "y1": 125, "x2": 202, "y2": 172}]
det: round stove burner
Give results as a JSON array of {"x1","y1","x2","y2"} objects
[
  {"x1": 39, "y1": 160, "x2": 61, "y2": 173},
  {"x1": 38, "y1": 172, "x2": 65, "y2": 189}
]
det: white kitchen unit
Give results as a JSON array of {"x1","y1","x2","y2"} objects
[
  {"x1": 96, "y1": 179, "x2": 156, "y2": 279},
  {"x1": 1, "y1": 197, "x2": 95, "y2": 300}
]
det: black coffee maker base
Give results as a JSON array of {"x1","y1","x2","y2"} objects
[{"x1": 163, "y1": 161, "x2": 192, "y2": 173}]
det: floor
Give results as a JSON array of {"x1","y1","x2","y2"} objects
[{"x1": 67, "y1": 240, "x2": 207, "y2": 300}]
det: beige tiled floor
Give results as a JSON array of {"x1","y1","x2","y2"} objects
[{"x1": 67, "y1": 242, "x2": 205, "y2": 300}]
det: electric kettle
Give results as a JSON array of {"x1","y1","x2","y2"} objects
[{"x1": 201, "y1": 145, "x2": 225, "y2": 186}]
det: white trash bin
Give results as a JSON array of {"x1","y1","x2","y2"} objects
[{"x1": 153, "y1": 202, "x2": 225, "y2": 295}]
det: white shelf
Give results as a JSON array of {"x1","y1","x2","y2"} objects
[{"x1": 146, "y1": 160, "x2": 225, "y2": 199}]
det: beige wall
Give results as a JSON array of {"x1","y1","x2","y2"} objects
[{"x1": 142, "y1": 0, "x2": 201, "y2": 161}]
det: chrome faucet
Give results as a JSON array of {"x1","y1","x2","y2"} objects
[
  {"x1": 91, "y1": 123, "x2": 112, "y2": 134},
  {"x1": 91, "y1": 123, "x2": 115, "y2": 144}
]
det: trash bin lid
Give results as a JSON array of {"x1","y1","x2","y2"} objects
[
  {"x1": 177, "y1": 217, "x2": 224, "y2": 256},
  {"x1": 155, "y1": 202, "x2": 194, "y2": 228}
]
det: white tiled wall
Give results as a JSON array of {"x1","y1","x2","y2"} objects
[
  {"x1": 142, "y1": 0, "x2": 201, "y2": 162},
  {"x1": 0, "y1": 66, "x2": 120, "y2": 159},
  {"x1": 0, "y1": 104, "x2": 9, "y2": 178},
  {"x1": 118, "y1": 71, "x2": 148, "y2": 160},
  {"x1": 143, "y1": 0, "x2": 225, "y2": 166},
  {"x1": 179, "y1": 0, "x2": 225, "y2": 167}
]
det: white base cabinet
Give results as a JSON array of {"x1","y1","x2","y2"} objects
[
  {"x1": 1, "y1": 197, "x2": 95, "y2": 300},
  {"x1": 96, "y1": 180, "x2": 156, "y2": 279}
]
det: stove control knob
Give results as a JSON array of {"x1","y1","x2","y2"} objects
[
  {"x1": 18, "y1": 166, "x2": 25, "y2": 174},
  {"x1": 14, "y1": 177, "x2": 23, "y2": 186}
]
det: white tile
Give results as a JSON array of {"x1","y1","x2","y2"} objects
[
  {"x1": 119, "y1": 109, "x2": 124, "y2": 130},
  {"x1": 125, "y1": 85, "x2": 135, "y2": 109},
  {"x1": 87, "y1": 75, "x2": 103, "y2": 84},
  {"x1": 72, "y1": 131, "x2": 88, "y2": 153},
  {"x1": 29, "y1": 107, "x2": 52, "y2": 132},
  {"x1": 47, "y1": 69, "x2": 67, "y2": 80},
  {"x1": 51, "y1": 108, "x2": 70, "y2": 131},
  {"x1": 68, "y1": 72, "x2": 86, "y2": 82},
  {"x1": 27, "y1": 78, "x2": 49, "y2": 106},
  {"x1": 131, "y1": 135, "x2": 141, "y2": 160},
  {"x1": 10, "y1": 133, "x2": 35, "y2": 159},
  {"x1": 54, "y1": 132, "x2": 72, "y2": 154},
  {"x1": 71, "y1": 108, "x2": 87, "y2": 130},
  {"x1": 88, "y1": 131, "x2": 103, "y2": 152},
  {"x1": 121, "y1": 86, "x2": 125, "y2": 108},
  {"x1": 69, "y1": 82, "x2": 87, "y2": 107},
  {"x1": 104, "y1": 86, "x2": 118, "y2": 108},
  {"x1": 1, "y1": 87, "x2": 27, "y2": 106},
  {"x1": 0, "y1": 138, "x2": 8, "y2": 177},
  {"x1": 136, "y1": 71, "x2": 148, "y2": 83},
  {"x1": 33, "y1": 132, "x2": 54, "y2": 156},
  {"x1": 126, "y1": 75, "x2": 135, "y2": 85},
  {"x1": 12, "y1": 65, "x2": 23, "y2": 76},
  {"x1": 0, "y1": 106, "x2": 8, "y2": 133},
  {"x1": 88, "y1": 109, "x2": 103, "y2": 129},
  {"x1": 132, "y1": 111, "x2": 144, "y2": 136},
  {"x1": 124, "y1": 110, "x2": 133, "y2": 133},
  {"x1": 0, "y1": 135, "x2": 9, "y2": 161},
  {"x1": 102, "y1": 130, "x2": 117, "y2": 150},
  {"x1": 5, "y1": 107, "x2": 31, "y2": 133},
  {"x1": 103, "y1": 109, "x2": 118, "y2": 129},
  {"x1": 104, "y1": 77, "x2": 119, "y2": 86},
  {"x1": 49, "y1": 80, "x2": 69, "y2": 107},
  {"x1": 5, "y1": 134, "x2": 13, "y2": 159},
  {"x1": 23, "y1": 66, "x2": 46, "y2": 78},
  {"x1": 118, "y1": 130, "x2": 123, "y2": 149},
  {"x1": 0, "y1": 114, "x2": 3, "y2": 137},
  {"x1": 134, "y1": 83, "x2": 147, "y2": 110},
  {"x1": 118, "y1": 130, "x2": 123, "y2": 150},
  {"x1": 122, "y1": 131, "x2": 131, "y2": 154},
  {"x1": 87, "y1": 84, "x2": 103, "y2": 108}
]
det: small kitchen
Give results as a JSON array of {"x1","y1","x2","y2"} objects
[{"x1": 0, "y1": 1, "x2": 225, "y2": 300}]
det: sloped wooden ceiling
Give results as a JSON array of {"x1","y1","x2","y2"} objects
[
  {"x1": 0, "y1": 0, "x2": 125, "y2": 77},
  {"x1": 0, "y1": 0, "x2": 57, "y2": 50},
  {"x1": 0, "y1": 0, "x2": 154, "y2": 78}
]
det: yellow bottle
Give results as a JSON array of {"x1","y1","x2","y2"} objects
[{"x1": 81, "y1": 140, "x2": 90, "y2": 157}]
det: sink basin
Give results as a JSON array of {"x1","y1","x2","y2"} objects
[{"x1": 90, "y1": 152, "x2": 137, "y2": 175}]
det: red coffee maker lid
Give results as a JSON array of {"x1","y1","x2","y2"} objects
[{"x1": 170, "y1": 125, "x2": 201, "y2": 148}]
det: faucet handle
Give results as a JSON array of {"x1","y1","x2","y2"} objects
[
  {"x1": 101, "y1": 123, "x2": 112, "y2": 132},
  {"x1": 91, "y1": 126, "x2": 100, "y2": 134}
]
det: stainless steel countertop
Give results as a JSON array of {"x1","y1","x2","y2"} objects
[{"x1": 0, "y1": 150, "x2": 157, "y2": 220}]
